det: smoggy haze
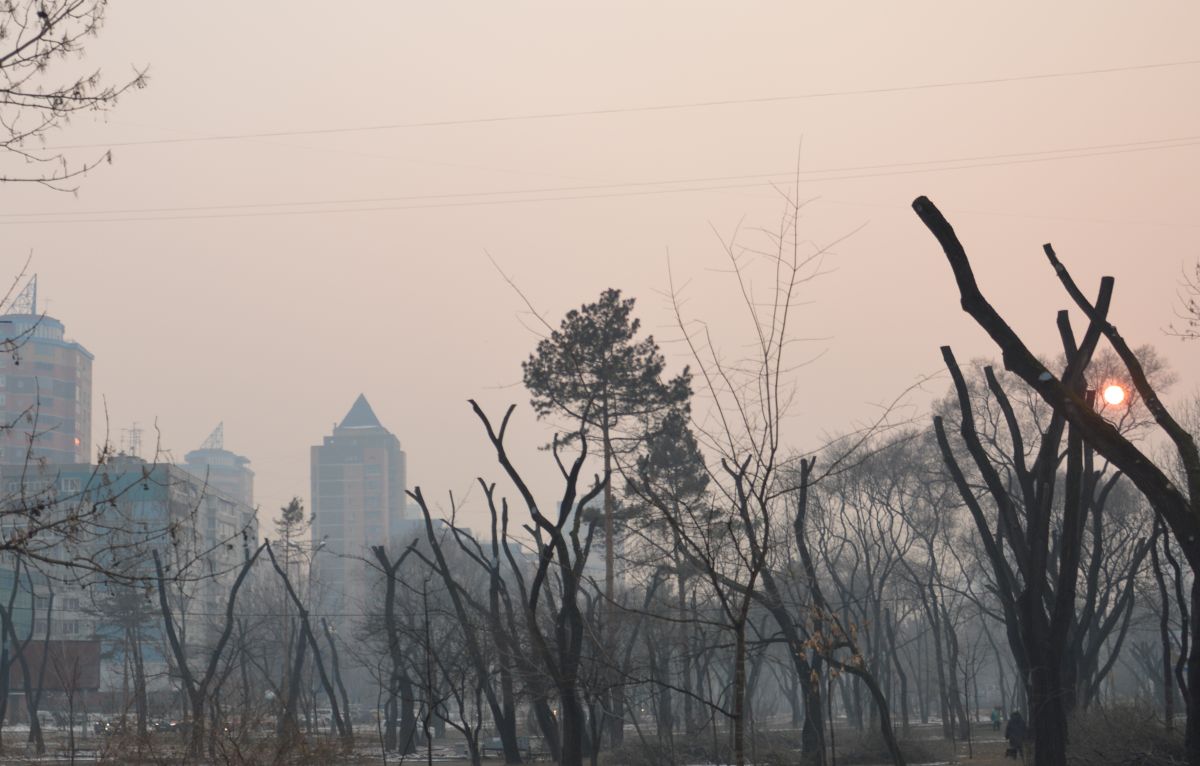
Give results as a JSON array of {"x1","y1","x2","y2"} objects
[{"x1": 0, "y1": 3, "x2": 1195, "y2": 528}]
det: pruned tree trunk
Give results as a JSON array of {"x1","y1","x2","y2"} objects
[{"x1": 914, "y1": 195, "x2": 1200, "y2": 764}]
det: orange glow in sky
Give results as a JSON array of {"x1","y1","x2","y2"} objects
[{"x1": 1103, "y1": 385, "x2": 1127, "y2": 406}]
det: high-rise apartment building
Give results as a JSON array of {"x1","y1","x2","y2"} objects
[
  {"x1": 310, "y1": 394, "x2": 407, "y2": 610},
  {"x1": 0, "y1": 277, "x2": 92, "y2": 465},
  {"x1": 183, "y1": 422, "x2": 254, "y2": 508},
  {"x1": 0, "y1": 455, "x2": 258, "y2": 694}
]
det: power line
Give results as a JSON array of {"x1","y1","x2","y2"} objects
[
  {"x1": 2, "y1": 134, "x2": 1197, "y2": 226},
  {"x1": 6, "y1": 133, "x2": 1198, "y2": 221},
  {"x1": 44, "y1": 58, "x2": 1200, "y2": 151},
  {"x1": 0, "y1": 179, "x2": 774, "y2": 224}
]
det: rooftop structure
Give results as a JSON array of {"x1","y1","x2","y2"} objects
[{"x1": 183, "y1": 422, "x2": 255, "y2": 508}]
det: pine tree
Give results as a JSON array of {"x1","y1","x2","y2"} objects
[{"x1": 523, "y1": 288, "x2": 690, "y2": 601}]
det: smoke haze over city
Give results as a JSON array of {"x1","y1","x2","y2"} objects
[
  {"x1": 0, "y1": 4, "x2": 1198, "y2": 765},
  {"x1": 0, "y1": 3, "x2": 1195, "y2": 528}
]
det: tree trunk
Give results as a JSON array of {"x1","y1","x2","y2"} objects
[
  {"x1": 941, "y1": 612, "x2": 970, "y2": 741},
  {"x1": 321, "y1": 618, "x2": 354, "y2": 747},
  {"x1": 841, "y1": 663, "x2": 907, "y2": 766},
  {"x1": 561, "y1": 682, "x2": 588, "y2": 766},
  {"x1": 16, "y1": 593, "x2": 52, "y2": 754},
  {"x1": 496, "y1": 656, "x2": 522, "y2": 764},
  {"x1": 916, "y1": 633, "x2": 929, "y2": 724},
  {"x1": 383, "y1": 691, "x2": 398, "y2": 752},
  {"x1": 131, "y1": 629, "x2": 147, "y2": 738},
  {"x1": 188, "y1": 690, "x2": 207, "y2": 758},
  {"x1": 800, "y1": 657, "x2": 825, "y2": 765},
  {"x1": 681, "y1": 583, "x2": 695, "y2": 735},
  {"x1": 0, "y1": 646, "x2": 7, "y2": 753},
  {"x1": 531, "y1": 695, "x2": 562, "y2": 764},
  {"x1": 647, "y1": 636, "x2": 674, "y2": 752},
  {"x1": 279, "y1": 622, "x2": 306, "y2": 744},
  {"x1": 732, "y1": 618, "x2": 748, "y2": 766},
  {"x1": 925, "y1": 594, "x2": 954, "y2": 740},
  {"x1": 398, "y1": 672, "x2": 418, "y2": 755},
  {"x1": 1185, "y1": 580, "x2": 1200, "y2": 765},
  {"x1": 788, "y1": 672, "x2": 802, "y2": 728},
  {"x1": 885, "y1": 615, "x2": 910, "y2": 737},
  {"x1": 1151, "y1": 532, "x2": 1175, "y2": 728}
]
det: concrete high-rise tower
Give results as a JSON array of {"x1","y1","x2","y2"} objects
[
  {"x1": 310, "y1": 394, "x2": 407, "y2": 610},
  {"x1": 0, "y1": 276, "x2": 92, "y2": 465},
  {"x1": 184, "y1": 423, "x2": 255, "y2": 508}
]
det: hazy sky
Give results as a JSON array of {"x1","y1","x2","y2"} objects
[{"x1": 0, "y1": 3, "x2": 1196, "y2": 530}]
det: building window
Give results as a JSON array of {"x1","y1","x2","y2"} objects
[{"x1": 318, "y1": 496, "x2": 343, "y2": 511}]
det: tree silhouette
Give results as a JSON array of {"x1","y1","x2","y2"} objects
[
  {"x1": 914, "y1": 194, "x2": 1200, "y2": 765},
  {"x1": 0, "y1": 1, "x2": 146, "y2": 189},
  {"x1": 523, "y1": 288, "x2": 690, "y2": 604}
]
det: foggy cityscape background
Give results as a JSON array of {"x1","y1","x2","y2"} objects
[
  {"x1": 0, "y1": 3, "x2": 1195, "y2": 530},
  {"x1": 0, "y1": 4, "x2": 1198, "y2": 766}
]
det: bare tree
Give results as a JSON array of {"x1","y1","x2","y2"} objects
[
  {"x1": 405, "y1": 490, "x2": 526, "y2": 764},
  {"x1": 913, "y1": 195, "x2": 1200, "y2": 763},
  {"x1": 368, "y1": 540, "x2": 421, "y2": 756},
  {"x1": 0, "y1": 0, "x2": 146, "y2": 189},
  {"x1": 1169, "y1": 260, "x2": 1200, "y2": 341},
  {"x1": 153, "y1": 541, "x2": 265, "y2": 759},
  {"x1": 264, "y1": 540, "x2": 351, "y2": 751},
  {"x1": 625, "y1": 189, "x2": 917, "y2": 766},
  {"x1": 468, "y1": 398, "x2": 605, "y2": 766}
]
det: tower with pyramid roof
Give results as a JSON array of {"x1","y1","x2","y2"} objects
[{"x1": 310, "y1": 394, "x2": 408, "y2": 612}]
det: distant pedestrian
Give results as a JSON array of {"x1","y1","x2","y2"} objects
[
  {"x1": 1005, "y1": 710, "x2": 1027, "y2": 759},
  {"x1": 990, "y1": 706, "x2": 1001, "y2": 732}
]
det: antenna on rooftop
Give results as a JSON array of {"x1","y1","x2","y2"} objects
[
  {"x1": 11, "y1": 275, "x2": 36, "y2": 315},
  {"x1": 122, "y1": 422, "x2": 143, "y2": 457},
  {"x1": 200, "y1": 422, "x2": 224, "y2": 451}
]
